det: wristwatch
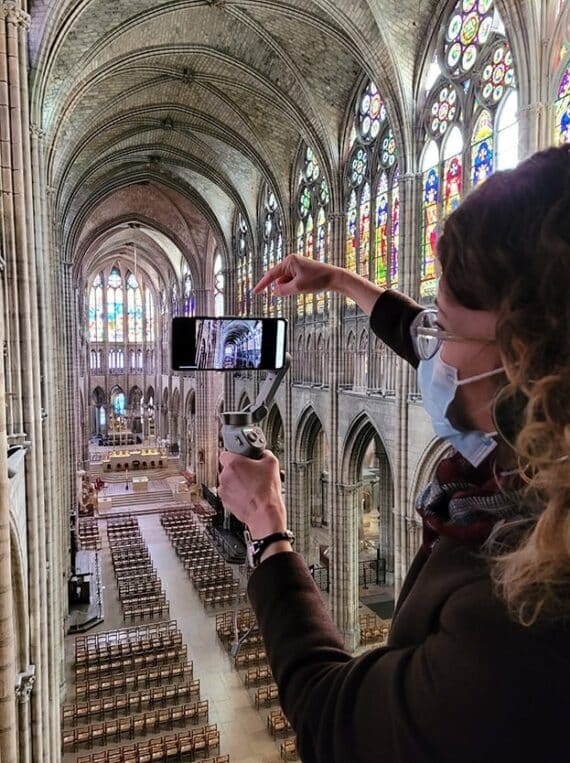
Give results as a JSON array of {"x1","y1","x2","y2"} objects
[{"x1": 244, "y1": 528, "x2": 295, "y2": 568}]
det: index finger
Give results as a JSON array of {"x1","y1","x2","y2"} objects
[{"x1": 253, "y1": 263, "x2": 286, "y2": 294}]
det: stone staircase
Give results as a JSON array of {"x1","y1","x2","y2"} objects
[{"x1": 109, "y1": 488, "x2": 173, "y2": 509}]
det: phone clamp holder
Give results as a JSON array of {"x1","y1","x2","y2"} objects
[{"x1": 221, "y1": 354, "x2": 291, "y2": 459}]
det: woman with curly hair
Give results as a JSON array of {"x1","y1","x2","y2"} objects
[{"x1": 218, "y1": 145, "x2": 570, "y2": 763}]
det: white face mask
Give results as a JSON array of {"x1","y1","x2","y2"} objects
[{"x1": 418, "y1": 351, "x2": 505, "y2": 467}]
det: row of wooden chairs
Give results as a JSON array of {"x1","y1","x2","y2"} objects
[
  {"x1": 280, "y1": 738, "x2": 298, "y2": 761},
  {"x1": 76, "y1": 663, "x2": 193, "y2": 700},
  {"x1": 118, "y1": 579, "x2": 163, "y2": 596},
  {"x1": 267, "y1": 710, "x2": 293, "y2": 739},
  {"x1": 243, "y1": 665, "x2": 273, "y2": 688},
  {"x1": 76, "y1": 633, "x2": 183, "y2": 666},
  {"x1": 121, "y1": 591, "x2": 167, "y2": 609},
  {"x1": 359, "y1": 614, "x2": 391, "y2": 645},
  {"x1": 74, "y1": 724, "x2": 221, "y2": 762},
  {"x1": 234, "y1": 646, "x2": 267, "y2": 670},
  {"x1": 75, "y1": 645, "x2": 187, "y2": 680},
  {"x1": 124, "y1": 601, "x2": 170, "y2": 623},
  {"x1": 201, "y1": 588, "x2": 246, "y2": 610},
  {"x1": 63, "y1": 701, "x2": 209, "y2": 750},
  {"x1": 76, "y1": 621, "x2": 179, "y2": 653},
  {"x1": 193, "y1": 572, "x2": 235, "y2": 592},
  {"x1": 64, "y1": 681, "x2": 201, "y2": 725},
  {"x1": 215, "y1": 609, "x2": 256, "y2": 642},
  {"x1": 254, "y1": 683, "x2": 279, "y2": 709}
]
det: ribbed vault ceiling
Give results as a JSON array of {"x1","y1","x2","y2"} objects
[{"x1": 29, "y1": 0, "x2": 446, "y2": 266}]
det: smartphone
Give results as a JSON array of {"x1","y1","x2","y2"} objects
[{"x1": 172, "y1": 317, "x2": 287, "y2": 371}]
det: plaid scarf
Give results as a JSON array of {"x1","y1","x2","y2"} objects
[{"x1": 415, "y1": 451, "x2": 533, "y2": 550}]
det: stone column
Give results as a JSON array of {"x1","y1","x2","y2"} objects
[
  {"x1": 325, "y1": 211, "x2": 359, "y2": 648},
  {"x1": 0, "y1": 260, "x2": 18, "y2": 763},
  {"x1": 332, "y1": 483, "x2": 360, "y2": 651},
  {"x1": 15, "y1": 667, "x2": 35, "y2": 763},
  {"x1": 30, "y1": 118, "x2": 63, "y2": 763},
  {"x1": 289, "y1": 460, "x2": 311, "y2": 558},
  {"x1": 393, "y1": 172, "x2": 421, "y2": 596},
  {"x1": 1, "y1": 4, "x2": 56, "y2": 759},
  {"x1": 194, "y1": 288, "x2": 222, "y2": 488}
]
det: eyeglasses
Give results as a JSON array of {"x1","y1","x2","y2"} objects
[{"x1": 410, "y1": 308, "x2": 495, "y2": 360}]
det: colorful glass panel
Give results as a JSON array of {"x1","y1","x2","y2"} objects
[
  {"x1": 390, "y1": 170, "x2": 400, "y2": 288},
  {"x1": 359, "y1": 183, "x2": 371, "y2": 279},
  {"x1": 127, "y1": 273, "x2": 143, "y2": 343},
  {"x1": 428, "y1": 85, "x2": 459, "y2": 138},
  {"x1": 145, "y1": 289, "x2": 155, "y2": 341},
  {"x1": 297, "y1": 221, "x2": 304, "y2": 317},
  {"x1": 316, "y1": 208, "x2": 326, "y2": 313},
  {"x1": 107, "y1": 268, "x2": 124, "y2": 342},
  {"x1": 556, "y1": 62, "x2": 570, "y2": 144},
  {"x1": 358, "y1": 80, "x2": 386, "y2": 143},
  {"x1": 305, "y1": 215, "x2": 314, "y2": 314},
  {"x1": 346, "y1": 191, "x2": 357, "y2": 273},
  {"x1": 443, "y1": 0, "x2": 494, "y2": 78},
  {"x1": 380, "y1": 128, "x2": 397, "y2": 167},
  {"x1": 214, "y1": 254, "x2": 224, "y2": 317},
  {"x1": 304, "y1": 146, "x2": 320, "y2": 183},
  {"x1": 471, "y1": 109, "x2": 494, "y2": 186},
  {"x1": 479, "y1": 42, "x2": 515, "y2": 106},
  {"x1": 350, "y1": 147, "x2": 368, "y2": 187},
  {"x1": 374, "y1": 173, "x2": 389, "y2": 287},
  {"x1": 421, "y1": 167, "x2": 440, "y2": 299},
  {"x1": 443, "y1": 155, "x2": 463, "y2": 214}
]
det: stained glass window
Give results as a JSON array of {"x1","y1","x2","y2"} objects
[
  {"x1": 261, "y1": 185, "x2": 283, "y2": 317},
  {"x1": 235, "y1": 213, "x2": 252, "y2": 316},
  {"x1": 88, "y1": 273, "x2": 104, "y2": 342},
  {"x1": 471, "y1": 109, "x2": 494, "y2": 186},
  {"x1": 346, "y1": 191, "x2": 358, "y2": 274},
  {"x1": 359, "y1": 183, "x2": 371, "y2": 280},
  {"x1": 358, "y1": 80, "x2": 387, "y2": 143},
  {"x1": 107, "y1": 266, "x2": 124, "y2": 342},
  {"x1": 421, "y1": 141, "x2": 440, "y2": 301},
  {"x1": 419, "y1": 0, "x2": 517, "y2": 299},
  {"x1": 145, "y1": 288, "x2": 155, "y2": 341},
  {"x1": 374, "y1": 173, "x2": 389, "y2": 286},
  {"x1": 390, "y1": 170, "x2": 400, "y2": 289},
  {"x1": 316, "y1": 207, "x2": 327, "y2": 314},
  {"x1": 126, "y1": 272, "x2": 143, "y2": 342},
  {"x1": 214, "y1": 253, "x2": 224, "y2": 317},
  {"x1": 182, "y1": 271, "x2": 195, "y2": 317},
  {"x1": 556, "y1": 62, "x2": 570, "y2": 144},
  {"x1": 296, "y1": 146, "x2": 329, "y2": 318},
  {"x1": 346, "y1": 79, "x2": 399, "y2": 299}
]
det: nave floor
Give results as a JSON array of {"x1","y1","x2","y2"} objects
[{"x1": 63, "y1": 511, "x2": 284, "y2": 763}]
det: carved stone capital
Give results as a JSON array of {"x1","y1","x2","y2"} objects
[
  {"x1": 30, "y1": 124, "x2": 45, "y2": 140},
  {"x1": 15, "y1": 665, "x2": 36, "y2": 703},
  {"x1": 1, "y1": 4, "x2": 31, "y2": 29}
]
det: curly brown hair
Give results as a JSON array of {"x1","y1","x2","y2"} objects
[{"x1": 437, "y1": 144, "x2": 570, "y2": 624}]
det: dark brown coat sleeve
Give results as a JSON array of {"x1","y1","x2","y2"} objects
[
  {"x1": 247, "y1": 551, "x2": 568, "y2": 763},
  {"x1": 369, "y1": 290, "x2": 423, "y2": 369}
]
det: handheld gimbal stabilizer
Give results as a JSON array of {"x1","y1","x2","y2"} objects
[{"x1": 220, "y1": 354, "x2": 291, "y2": 458}]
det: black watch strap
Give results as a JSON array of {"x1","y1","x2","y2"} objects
[{"x1": 244, "y1": 529, "x2": 295, "y2": 568}]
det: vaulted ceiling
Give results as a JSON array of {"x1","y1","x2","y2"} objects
[
  {"x1": 28, "y1": 0, "x2": 452, "y2": 255},
  {"x1": 27, "y1": 0, "x2": 463, "y2": 271}
]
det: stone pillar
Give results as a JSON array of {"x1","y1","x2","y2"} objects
[
  {"x1": 15, "y1": 667, "x2": 35, "y2": 763},
  {"x1": 0, "y1": 261, "x2": 18, "y2": 763},
  {"x1": 324, "y1": 211, "x2": 358, "y2": 648},
  {"x1": 1, "y1": 4, "x2": 56, "y2": 759},
  {"x1": 194, "y1": 288, "x2": 222, "y2": 488},
  {"x1": 30, "y1": 120, "x2": 63, "y2": 763},
  {"x1": 517, "y1": 101, "x2": 550, "y2": 160},
  {"x1": 332, "y1": 483, "x2": 360, "y2": 651},
  {"x1": 289, "y1": 460, "x2": 311, "y2": 558},
  {"x1": 392, "y1": 172, "x2": 421, "y2": 597}
]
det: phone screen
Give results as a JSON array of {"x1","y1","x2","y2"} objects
[{"x1": 172, "y1": 317, "x2": 287, "y2": 371}]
